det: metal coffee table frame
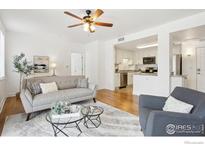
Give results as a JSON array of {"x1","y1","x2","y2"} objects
[
  {"x1": 46, "y1": 113, "x2": 86, "y2": 137},
  {"x1": 82, "y1": 106, "x2": 104, "y2": 128}
]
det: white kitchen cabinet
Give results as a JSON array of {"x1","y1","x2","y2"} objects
[
  {"x1": 128, "y1": 72, "x2": 134, "y2": 85},
  {"x1": 133, "y1": 74, "x2": 159, "y2": 96},
  {"x1": 116, "y1": 48, "x2": 135, "y2": 65},
  {"x1": 170, "y1": 76, "x2": 186, "y2": 92},
  {"x1": 115, "y1": 73, "x2": 120, "y2": 87}
]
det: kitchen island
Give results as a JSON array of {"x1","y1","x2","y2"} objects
[
  {"x1": 115, "y1": 70, "x2": 158, "y2": 90},
  {"x1": 133, "y1": 73, "x2": 160, "y2": 96}
]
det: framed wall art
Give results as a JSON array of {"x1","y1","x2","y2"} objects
[{"x1": 33, "y1": 56, "x2": 49, "y2": 73}]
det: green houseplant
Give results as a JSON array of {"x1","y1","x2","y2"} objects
[{"x1": 13, "y1": 53, "x2": 33, "y2": 94}]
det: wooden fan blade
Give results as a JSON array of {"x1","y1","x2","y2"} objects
[
  {"x1": 92, "y1": 9, "x2": 104, "y2": 20},
  {"x1": 64, "y1": 11, "x2": 82, "y2": 20},
  {"x1": 95, "y1": 22, "x2": 113, "y2": 27},
  {"x1": 67, "y1": 23, "x2": 83, "y2": 28}
]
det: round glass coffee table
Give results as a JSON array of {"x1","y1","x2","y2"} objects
[
  {"x1": 81, "y1": 106, "x2": 104, "y2": 128},
  {"x1": 46, "y1": 105, "x2": 89, "y2": 137}
]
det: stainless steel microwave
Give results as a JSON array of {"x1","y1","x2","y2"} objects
[{"x1": 143, "y1": 57, "x2": 156, "y2": 64}]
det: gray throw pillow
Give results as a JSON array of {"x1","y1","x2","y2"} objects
[
  {"x1": 77, "y1": 78, "x2": 88, "y2": 88},
  {"x1": 27, "y1": 80, "x2": 43, "y2": 95}
]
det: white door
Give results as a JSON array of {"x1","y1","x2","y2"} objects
[
  {"x1": 71, "y1": 53, "x2": 83, "y2": 75},
  {"x1": 196, "y1": 48, "x2": 205, "y2": 92}
]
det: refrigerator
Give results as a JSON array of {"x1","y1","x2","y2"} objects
[{"x1": 172, "y1": 54, "x2": 182, "y2": 75}]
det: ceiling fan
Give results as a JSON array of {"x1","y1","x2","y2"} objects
[{"x1": 64, "y1": 9, "x2": 113, "y2": 33}]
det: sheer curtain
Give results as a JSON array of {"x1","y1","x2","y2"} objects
[{"x1": 0, "y1": 31, "x2": 5, "y2": 79}]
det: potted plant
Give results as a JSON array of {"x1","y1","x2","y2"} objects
[{"x1": 13, "y1": 53, "x2": 33, "y2": 98}]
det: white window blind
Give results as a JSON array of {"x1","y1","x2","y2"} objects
[{"x1": 0, "y1": 31, "x2": 5, "y2": 79}]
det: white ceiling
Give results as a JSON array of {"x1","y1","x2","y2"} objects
[
  {"x1": 0, "y1": 9, "x2": 204, "y2": 43},
  {"x1": 116, "y1": 25, "x2": 205, "y2": 51},
  {"x1": 171, "y1": 25, "x2": 205, "y2": 43}
]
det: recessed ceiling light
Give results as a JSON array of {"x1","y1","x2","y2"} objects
[{"x1": 136, "y1": 43, "x2": 158, "y2": 49}]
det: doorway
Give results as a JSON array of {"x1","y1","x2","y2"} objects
[
  {"x1": 114, "y1": 35, "x2": 158, "y2": 95},
  {"x1": 71, "y1": 53, "x2": 84, "y2": 76},
  {"x1": 196, "y1": 47, "x2": 205, "y2": 92},
  {"x1": 170, "y1": 25, "x2": 205, "y2": 93}
]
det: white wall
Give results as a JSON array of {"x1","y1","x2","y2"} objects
[
  {"x1": 0, "y1": 18, "x2": 6, "y2": 112},
  {"x1": 172, "y1": 44, "x2": 181, "y2": 55},
  {"x1": 85, "y1": 40, "x2": 115, "y2": 90},
  {"x1": 99, "y1": 12, "x2": 205, "y2": 96},
  {"x1": 85, "y1": 40, "x2": 115, "y2": 89},
  {"x1": 98, "y1": 42, "x2": 107, "y2": 89},
  {"x1": 85, "y1": 41, "x2": 99, "y2": 86},
  {"x1": 6, "y1": 31, "x2": 85, "y2": 96},
  {"x1": 102, "y1": 40, "x2": 115, "y2": 90}
]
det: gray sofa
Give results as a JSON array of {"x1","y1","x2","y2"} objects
[
  {"x1": 139, "y1": 87, "x2": 205, "y2": 136},
  {"x1": 20, "y1": 76, "x2": 96, "y2": 120}
]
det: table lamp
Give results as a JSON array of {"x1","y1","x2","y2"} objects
[{"x1": 51, "y1": 63, "x2": 56, "y2": 76}]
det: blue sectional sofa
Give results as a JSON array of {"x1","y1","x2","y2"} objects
[{"x1": 139, "y1": 87, "x2": 205, "y2": 136}]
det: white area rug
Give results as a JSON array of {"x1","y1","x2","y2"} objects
[{"x1": 2, "y1": 101, "x2": 143, "y2": 136}]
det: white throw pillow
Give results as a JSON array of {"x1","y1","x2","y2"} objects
[
  {"x1": 163, "y1": 96, "x2": 193, "y2": 113},
  {"x1": 40, "y1": 82, "x2": 58, "y2": 94}
]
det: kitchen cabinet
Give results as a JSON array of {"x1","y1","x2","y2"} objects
[
  {"x1": 133, "y1": 74, "x2": 159, "y2": 96},
  {"x1": 128, "y1": 72, "x2": 134, "y2": 85},
  {"x1": 170, "y1": 76, "x2": 187, "y2": 92},
  {"x1": 115, "y1": 73, "x2": 120, "y2": 87}
]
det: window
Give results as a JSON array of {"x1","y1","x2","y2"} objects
[{"x1": 0, "y1": 30, "x2": 5, "y2": 79}]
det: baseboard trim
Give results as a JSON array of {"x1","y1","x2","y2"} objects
[
  {"x1": 0, "y1": 97, "x2": 7, "y2": 113},
  {"x1": 7, "y1": 93, "x2": 16, "y2": 97}
]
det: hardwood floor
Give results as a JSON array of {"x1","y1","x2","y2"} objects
[
  {"x1": 96, "y1": 87, "x2": 139, "y2": 115},
  {"x1": 0, "y1": 97, "x2": 25, "y2": 135},
  {"x1": 0, "y1": 87, "x2": 139, "y2": 135}
]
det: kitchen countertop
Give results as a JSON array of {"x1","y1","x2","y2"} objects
[
  {"x1": 134, "y1": 72, "x2": 158, "y2": 76},
  {"x1": 115, "y1": 70, "x2": 158, "y2": 76},
  {"x1": 116, "y1": 70, "x2": 139, "y2": 73}
]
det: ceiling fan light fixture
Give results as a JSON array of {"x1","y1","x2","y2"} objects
[
  {"x1": 83, "y1": 23, "x2": 89, "y2": 31},
  {"x1": 90, "y1": 24, "x2": 95, "y2": 32},
  {"x1": 65, "y1": 9, "x2": 112, "y2": 33}
]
